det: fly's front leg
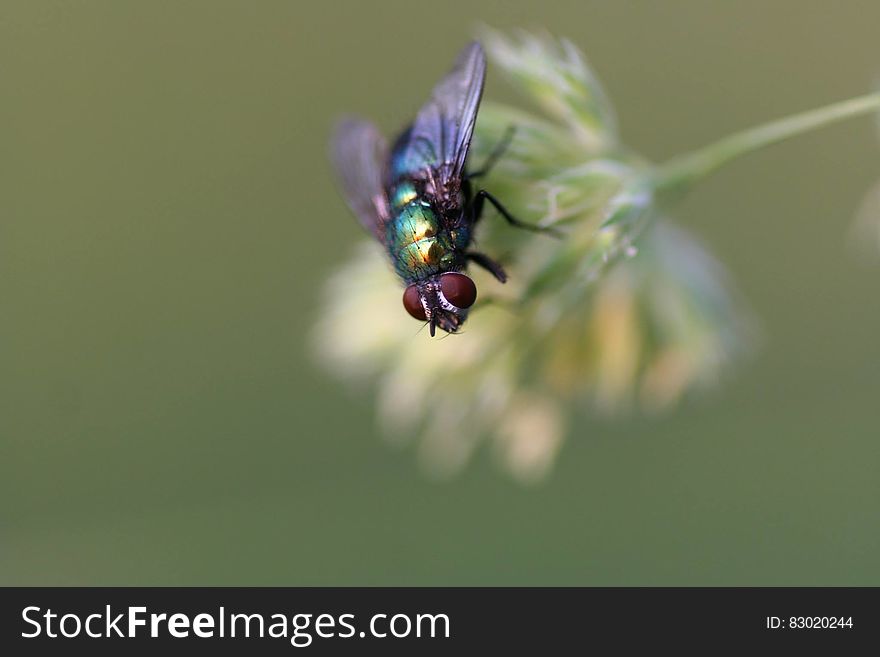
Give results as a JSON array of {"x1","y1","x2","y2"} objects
[{"x1": 466, "y1": 251, "x2": 507, "y2": 283}]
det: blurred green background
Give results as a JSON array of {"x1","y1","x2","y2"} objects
[{"x1": 2, "y1": 1, "x2": 879, "y2": 585}]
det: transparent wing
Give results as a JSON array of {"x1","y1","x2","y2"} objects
[
  {"x1": 391, "y1": 42, "x2": 486, "y2": 187},
  {"x1": 331, "y1": 118, "x2": 391, "y2": 240}
]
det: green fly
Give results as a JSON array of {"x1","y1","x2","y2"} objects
[{"x1": 331, "y1": 42, "x2": 552, "y2": 336}]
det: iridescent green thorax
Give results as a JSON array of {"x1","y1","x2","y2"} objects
[{"x1": 385, "y1": 180, "x2": 471, "y2": 283}]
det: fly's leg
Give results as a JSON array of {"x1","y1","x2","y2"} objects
[
  {"x1": 465, "y1": 126, "x2": 516, "y2": 180},
  {"x1": 470, "y1": 189, "x2": 562, "y2": 237},
  {"x1": 466, "y1": 251, "x2": 507, "y2": 283}
]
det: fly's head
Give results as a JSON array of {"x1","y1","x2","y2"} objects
[{"x1": 402, "y1": 272, "x2": 477, "y2": 336}]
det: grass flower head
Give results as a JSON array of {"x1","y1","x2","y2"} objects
[{"x1": 316, "y1": 29, "x2": 880, "y2": 482}]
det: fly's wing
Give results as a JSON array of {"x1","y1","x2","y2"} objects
[
  {"x1": 331, "y1": 118, "x2": 391, "y2": 240},
  {"x1": 391, "y1": 42, "x2": 486, "y2": 189}
]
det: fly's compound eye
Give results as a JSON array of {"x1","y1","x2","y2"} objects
[
  {"x1": 402, "y1": 284, "x2": 427, "y2": 321},
  {"x1": 439, "y1": 272, "x2": 477, "y2": 309}
]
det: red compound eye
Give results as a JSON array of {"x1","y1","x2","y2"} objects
[
  {"x1": 439, "y1": 272, "x2": 477, "y2": 309},
  {"x1": 402, "y1": 284, "x2": 427, "y2": 321}
]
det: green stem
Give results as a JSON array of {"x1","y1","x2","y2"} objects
[{"x1": 653, "y1": 91, "x2": 880, "y2": 197}]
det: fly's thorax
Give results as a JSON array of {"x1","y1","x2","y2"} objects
[{"x1": 385, "y1": 199, "x2": 465, "y2": 281}]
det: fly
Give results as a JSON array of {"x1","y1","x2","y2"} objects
[{"x1": 331, "y1": 42, "x2": 554, "y2": 336}]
